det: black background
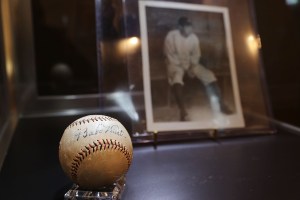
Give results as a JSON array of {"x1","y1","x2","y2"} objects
[{"x1": 254, "y1": 0, "x2": 300, "y2": 126}]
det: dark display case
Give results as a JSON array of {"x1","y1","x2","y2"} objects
[{"x1": 1, "y1": 0, "x2": 300, "y2": 199}]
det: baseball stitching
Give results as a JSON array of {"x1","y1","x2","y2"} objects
[
  {"x1": 70, "y1": 139, "x2": 132, "y2": 181},
  {"x1": 68, "y1": 116, "x2": 116, "y2": 129}
]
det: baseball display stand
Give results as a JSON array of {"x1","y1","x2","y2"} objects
[
  {"x1": 64, "y1": 176, "x2": 126, "y2": 200},
  {"x1": 59, "y1": 115, "x2": 133, "y2": 200}
]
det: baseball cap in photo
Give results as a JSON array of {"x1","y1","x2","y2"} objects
[{"x1": 178, "y1": 16, "x2": 192, "y2": 26}]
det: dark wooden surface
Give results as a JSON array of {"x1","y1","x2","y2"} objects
[{"x1": 0, "y1": 116, "x2": 300, "y2": 200}]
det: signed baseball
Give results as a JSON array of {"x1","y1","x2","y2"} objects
[{"x1": 59, "y1": 115, "x2": 133, "y2": 190}]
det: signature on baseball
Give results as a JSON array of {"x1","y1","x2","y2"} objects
[{"x1": 74, "y1": 123, "x2": 124, "y2": 141}]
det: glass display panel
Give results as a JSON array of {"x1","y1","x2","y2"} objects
[
  {"x1": 32, "y1": 0, "x2": 99, "y2": 95},
  {"x1": 0, "y1": 4, "x2": 8, "y2": 132},
  {"x1": 119, "y1": 0, "x2": 273, "y2": 141}
]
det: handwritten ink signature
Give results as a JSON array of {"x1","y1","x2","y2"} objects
[{"x1": 74, "y1": 123, "x2": 124, "y2": 141}]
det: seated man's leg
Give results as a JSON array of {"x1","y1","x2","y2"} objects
[
  {"x1": 189, "y1": 63, "x2": 217, "y2": 85},
  {"x1": 190, "y1": 64, "x2": 233, "y2": 115},
  {"x1": 167, "y1": 65, "x2": 189, "y2": 121},
  {"x1": 172, "y1": 83, "x2": 188, "y2": 121},
  {"x1": 206, "y1": 81, "x2": 233, "y2": 114}
]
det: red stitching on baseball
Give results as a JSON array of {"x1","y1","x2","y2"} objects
[
  {"x1": 68, "y1": 116, "x2": 116, "y2": 129},
  {"x1": 70, "y1": 139, "x2": 132, "y2": 181}
]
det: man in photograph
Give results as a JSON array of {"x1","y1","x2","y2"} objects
[{"x1": 164, "y1": 16, "x2": 232, "y2": 121}]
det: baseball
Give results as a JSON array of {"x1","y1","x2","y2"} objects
[{"x1": 59, "y1": 115, "x2": 133, "y2": 190}]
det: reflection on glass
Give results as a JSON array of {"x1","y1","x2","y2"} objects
[
  {"x1": 108, "y1": 91, "x2": 139, "y2": 121},
  {"x1": 0, "y1": 0, "x2": 11, "y2": 129},
  {"x1": 1, "y1": 0, "x2": 14, "y2": 82},
  {"x1": 32, "y1": 0, "x2": 98, "y2": 95},
  {"x1": 0, "y1": 78, "x2": 6, "y2": 130},
  {"x1": 286, "y1": 0, "x2": 299, "y2": 6},
  {"x1": 5, "y1": 59, "x2": 13, "y2": 79},
  {"x1": 117, "y1": 37, "x2": 140, "y2": 55},
  {"x1": 128, "y1": 37, "x2": 139, "y2": 46},
  {"x1": 0, "y1": 55, "x2": 7, "y2": 130},
  {"x1": 247, "y1": 34, "x2": 261, "y2": 55}
]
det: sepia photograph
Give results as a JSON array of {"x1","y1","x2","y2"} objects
[{"x1": 139, "y1": 1, "x2": 245, "y2": 132}]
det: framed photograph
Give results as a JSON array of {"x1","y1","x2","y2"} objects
[
  {"x1": 121, "y1": 0, "x2": 273, "y2": 140},
  {"x1": 139, "y1": 1, "x2": 245, "y2": 132}
]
